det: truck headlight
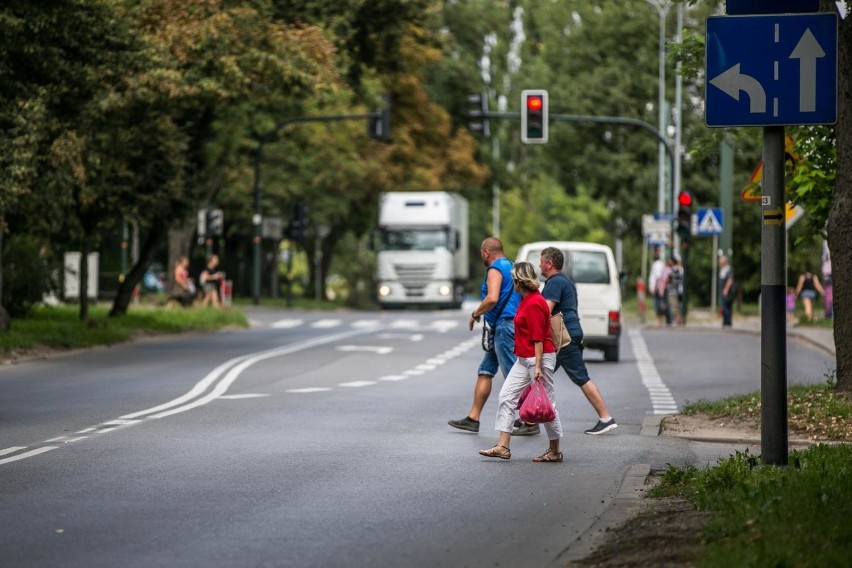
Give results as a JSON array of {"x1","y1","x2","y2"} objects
[
  {"x1": 438, "y1": 285, "x2": 451, "y2": 296},
  {"x1": 378, "y1": 284, "x2": 391, "y2": 297}
]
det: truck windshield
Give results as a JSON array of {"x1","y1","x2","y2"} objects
[{"x1": 381, "y1": 229, "x2": 449, "y2": 251}]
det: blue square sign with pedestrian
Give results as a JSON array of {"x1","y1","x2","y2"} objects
[{"x1": 706, "y1": 13, "x2": 837, "y2": 127}]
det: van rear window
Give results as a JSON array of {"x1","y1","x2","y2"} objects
[{"x1": 522, "y1": 249, "x2": 610, "y2": 284}]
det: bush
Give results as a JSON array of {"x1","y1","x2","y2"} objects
[{"x1": 1, "y1": 236, "x2": 59, "y2": 317}]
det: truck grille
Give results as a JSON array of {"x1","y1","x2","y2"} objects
[{"x1": 394, "y1": 263, "x2": 435, "y2": 295}]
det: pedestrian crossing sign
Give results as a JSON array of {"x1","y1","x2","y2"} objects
[{"x1": 696, "y1": 208, "x2": 723, "y2": 236}]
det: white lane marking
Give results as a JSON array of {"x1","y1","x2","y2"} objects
[
  {"x1": 351, "y1": 320, "x2": 381, "y2": 328},
  {"x1": 0, "y1": 446, "x2": 57, "y2": 465},
  {"x1": 120, "y1": 329, "x2": 365, "y2": 421},
  {"x1": 219, "y1": 394, "x2": 270, "y2": 399},
  {"x1": 63, "y1": 437, "x2": 88, "y2": 444},
  {"x1": 430, "y1": 320, "x2": 459, "y2": 332},
  {"x1": 378, "y1": 375, "x2": 408, "y2": 382},
  {"x1": 286, "y1": 387, "x2": 333, "y2": 393},
  {"x1": 337, "y1": 345, "x2": 393, "y2": 355},
  {"x1": 339, "y1": 381, "x2": 377, "y2": 388},
  {"x1": 389, "y1": 320, "x2": 418, "y2": 329},
  {"x1": 311, "y1": 319, "x2": 342, "y2": 328},
  {"x1": 377, "y1": 332, "x2": 424, "y2": 341},
  {"x1": 404, "y1": 369, "x2": 426, "y2": 376},
  {"x1": 76, "y1": 428, "x2": 98, "y2": 434},
  {"x1": 415, "y1": 364, "x2": 436, "y2": 371},
  {"x1": 426, "y1": 358, "x2": 446, "y2": 365},
  {"x1": 0, "y1": 446, "x2": 27, "y2": 457},
  {"x1": 44, "y1": 436, "x2": 70, "y2": 443},
  {"x1": 147, "y1": 331, "x2": 364, "y2": 419},
  {"x1": 271, "y1": 319, "x2": 303, "y2": 329},
  {"x1": 629, "y1": 329, "x2": 679, "y2": 415}
]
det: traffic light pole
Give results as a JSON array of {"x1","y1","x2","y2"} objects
[
  {"x1": 482, "y1": 111, "x2": 676, "y2": 216},
  {"x1": 251, "y1": 106, "x2": 389, "y2": 305}
]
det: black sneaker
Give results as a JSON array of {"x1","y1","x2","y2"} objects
[
  {"x1": 585, "y1": 419, "x2": 618, "y2": 435},
  {"x1": 448, "y1": 416, "x2": 480, "y2": 433},
  {"x1": 512, "y1": 422, "x2": 541, "y2": 436}
]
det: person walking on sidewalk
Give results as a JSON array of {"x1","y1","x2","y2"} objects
[
  {"x1": 719, "y1": 256, "x2": 735, "y2": 328},
  {"x1": 478, "y1": 262, "x2": 563, "y2": 462},
  {"x1": 795, "y1": 270, "x2": 825, "y2": 322},
  {"x1": 540, "y1": 247, "x2": 617, "y2": 435},
  {"x1": 448, "y1": 237, "x2": 520, "y2": 434}
]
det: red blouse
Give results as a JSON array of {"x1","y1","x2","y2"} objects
[{"x1": 513, "y1": 290, "x2": 555, "y2": 358}]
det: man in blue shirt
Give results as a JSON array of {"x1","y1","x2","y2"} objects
[
  {"x1": 448, "y1": 237, "x2": 521, "y2": 433},
  {"x1": 540, "y1": 247, "x2": 617, "y2": 435}
]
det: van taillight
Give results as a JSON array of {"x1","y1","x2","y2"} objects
[{"x1": 608, "y1": 311, "x2": 621, "y2": 334}]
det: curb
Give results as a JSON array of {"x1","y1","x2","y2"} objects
[{"x1": 554, "y1": 463, "x2": 651, "y2": 566}]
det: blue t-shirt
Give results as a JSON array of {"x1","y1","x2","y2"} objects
[
  {"x1": 480, "y1": 257, "x2": 520, "y2": 326},
  {"x1": 542, "y1": 272, "x2": 583, "y2": 341}
]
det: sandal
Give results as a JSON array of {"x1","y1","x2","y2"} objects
[
  {"x1": 532, "y1": 449, "x2": 563, "y2": 463},
  {"x1": 479, "y1": 444, "x2": 511, "y2": 460}
]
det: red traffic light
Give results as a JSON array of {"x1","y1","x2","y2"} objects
[
  {"x1": 526, "y1": 96, "x2": 543, "y2": 111},
  {"x1": 678, "y1": 191, "x2": 693, "y2": 207}
]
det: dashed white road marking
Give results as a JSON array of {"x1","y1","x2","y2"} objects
[
  {"x1": 311, "y1": 319, "x2": 342, "y2": 328},
  {"x1": 286, "y1": 387, "x2": 333, "y2": 393},
  {"x1": 339, "y1": 381, "x2": 377, "y2": 388},
  {"x1": 378, "y1": 375, "x2": 408, "y2": 382},
  {"x1": 337, "y1": 345, "x2": 393, "y2": 355},
  {"x1": 629, "y1": 329, "x2": 679, "y2": 415},
  {"x1": 271, "y1": 319, "x2": 303, "y2": 329},
  {"x1": 377, "y1": 332, "x2": 424, "y2": 341},
  {"x1": 219, "y1": 393, "x2": 270, "y2": 399}
]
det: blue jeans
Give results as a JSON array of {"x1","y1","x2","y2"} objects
[{"x1": 478, "y1": 319, "x2": 516, "y2": 379}]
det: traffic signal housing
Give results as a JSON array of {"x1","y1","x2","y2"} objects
[
  {"x1": 287, "y1": 202, "x2": 310, "y2": 242},
  {"x1": 676, "y1": 191, "x2": 693, "y2": 241},
  {"x1": 466, "y1": 92, "x2": 490, "y2": 138},
  {"x1": 521, "y1": 90, "x2": 548, "y2": 144},
  {"x1": 368, "y1": 94, "x2": 391, "y2": 142}
]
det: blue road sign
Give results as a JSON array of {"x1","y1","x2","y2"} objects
[
  {"x1": 696, "y1": 208, "x2": 724, "y2": 236},
  {"x1": 706, "y1": 14, "x2": 837, "y2": 127},
  {"x1": 726, "y1": 1, "x2": 819, "y2": 15}
]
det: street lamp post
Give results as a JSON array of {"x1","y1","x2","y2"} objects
[{"x1": 645, "y1": 0, "x2": 671, "y2": 221}]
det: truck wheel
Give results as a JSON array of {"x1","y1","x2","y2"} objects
[{"x1": 603, "y1": 345, "x2": 619, "y2": 362}]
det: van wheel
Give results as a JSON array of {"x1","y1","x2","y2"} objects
[{"x1": 604, "y1": 345, "x2": 619, "y2": 362}]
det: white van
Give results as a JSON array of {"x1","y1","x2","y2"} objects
[{"x1": 516, "y1": 241, "x2": 622, "y2": 362}]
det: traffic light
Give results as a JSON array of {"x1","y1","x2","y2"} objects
[
  {"x1": 467, "y1": 92, "x2": 490, "y2": 138},
  {"x1": 676, "y1": 191, "x2": 693, "y2": 240},
  {"x1": 368, "y1": 94, "x2": 391, "y2": 142},
  {"x1": 287, "y1": 202, "x2": 310, "y2": 242},
  {"x1": 206, "y1": 209, "x2": 224, "y2": 237},
  {"x1": 521, "y1": 89, "x2": 548, "y2": 144}
]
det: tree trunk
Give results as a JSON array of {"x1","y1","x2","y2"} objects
[
  {"x1": 109, "y1": 221, "x2": 167, "y2": 317},
  {"x1": 828, "y1": 7, "x2": 851, "y2": 394},
  {"x1": 167, "y1": 225, "x2": 195, "y2": 290}
]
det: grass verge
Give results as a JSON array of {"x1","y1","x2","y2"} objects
[
  {"x1": 652, "y1": 444, "x2": 852, "y2": 566},
  {"x1": 645, "y1": 384, "x2": 852, "y2": 567},
  {"x1": 0, "y1": 304, "x2": 248, "y2": 356}
]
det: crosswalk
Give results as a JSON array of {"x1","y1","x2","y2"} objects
[{"x1": 260, "y1": 317, "x2": 462, "y2": 332}]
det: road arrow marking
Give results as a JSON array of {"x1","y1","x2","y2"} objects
[
  {"x1": 709, "y1": 63, "x2": 767, "y2": 113},
  {"x1": 789, "y1": 28, "x2": 825, "y2": 112}
]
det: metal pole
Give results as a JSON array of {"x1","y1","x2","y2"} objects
[
  {"x1": 761, "y1": 125, "x2": 788, "y2": 466},
  {"x1": 492, "y1": 135, "x2": 500, "y2": 237},
  {"x1": 711, "y1": 235, "x2": 718, "y2": 315},
  {"x1": 252, "y1": 143, "x2": 263, "y2": 305},
  {"x1": 645, "y1": 0, "x2": 670, "y2": 220},
  {"x1": 673, "y1": 4, "x2": 683, "y2": 217}
]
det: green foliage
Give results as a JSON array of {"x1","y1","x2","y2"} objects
[
  {"x1": 653, "y1": 445, "x2": 852, "y2": 566},
  {"x1": 0, "y1": 304, "x2": 247, "y2": 354},
  {"x1": 0, "y1": 235, "x2": 58, "y2": 317}
]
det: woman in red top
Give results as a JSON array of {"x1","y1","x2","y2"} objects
[{"x1": 479, "y1": 262, "x2": 563, "y2": 462}]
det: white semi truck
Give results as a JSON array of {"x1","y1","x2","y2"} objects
[{"x1": 375, "y1": 192, "x2": 469, "y2": 309}]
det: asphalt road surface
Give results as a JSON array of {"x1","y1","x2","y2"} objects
[{"x1": 0, "y1": 306, "x2": 834, "y2": 567}]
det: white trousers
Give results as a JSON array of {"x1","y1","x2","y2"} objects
[{"x1": 495, "y1": 353, "x2": 562, "y2": 440}]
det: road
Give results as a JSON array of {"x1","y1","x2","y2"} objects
[{"x1": 0, "y1": 306, "x2": 834, "y2": 567}]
